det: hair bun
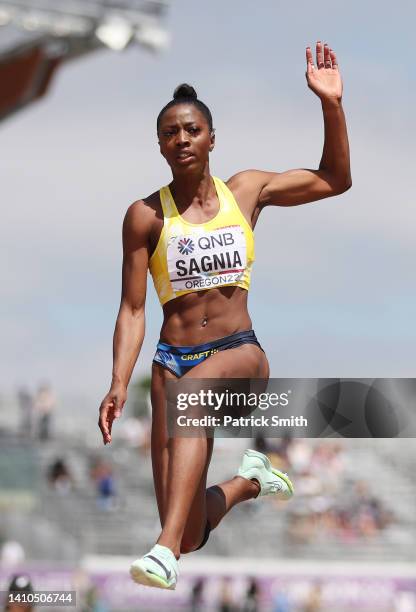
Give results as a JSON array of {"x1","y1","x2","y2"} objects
[{"x1": 173, "y1": 83, "x2": 197, "y2": 100}]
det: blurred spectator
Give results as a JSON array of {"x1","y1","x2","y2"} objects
[
  {"x1": 287, "y1": 511, "x2": 317, "y2": 544},
  {"x1": 218, "y1": 577, "x2": 235, "y2": 612},
  {"x1": 302, "y1": 583, "x2": 322, "y2": 612},
  {"x1": 254, "y1": 435, "x2": 267, "y2": 454},
  {"x1": 81, "y1": 585, "x2": 109, "y2": 612},
  {"x1": 71, "y1": 569, "x2": 93, "y2": 611},
  {"x1": 190, "y1": 578, "x2": 205, "y2": 612},
  {"x1": 3, "y1": 573, "x2": 34, "y2": 612},
  {"x1": 346, "y1": 480, "x2": 393, "y2": 538},
  {"x1": 258, "y1": 434, "x2": 293, "y2": 472},
  {"x1": 34, "y1": 384, "x2": 56, "y2": 441},
  {"x1": 70, "y1": 570, "x2": 109, "y2": 612},
  {"x1": 280, "y1": 439, "x2": 393, "y2": 545},
  {"x1": 294, "y1": 469, "x2": 322, "y2": 497},
  {"x1": 242, "y1": 577, "x2": 260, "y2": 612},
  {"x1": 0, "y1": 541, "x2": 25, "y2": 567},
  {"x1": 309, "y1": 442, "x2": 346, "y2": 492},
  {"x1": 17, "y1": 388, "x2": 33, "y2": 438},
  {"x1": 47, "y1": 458, "x2": 73, "y2": 495},
  {"x1": 273, "y1": 588, "x2": 291, "y2": 612},
  {"x1": 90, "y1": 460, "x2": 117, "y2": 511},
  {"x1": 286, "y1": 439, "x2": 313, "y2": 474}
]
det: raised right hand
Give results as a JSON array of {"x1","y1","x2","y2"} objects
[
  {"x1": 305, "y1": 41, "x2": 342, "y2": 102},
  {"x1": 98, "y1": 383, "x2": 127, "y2": 445}
]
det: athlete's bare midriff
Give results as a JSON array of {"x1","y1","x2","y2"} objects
[{"x1": 159, "y1": 286, "x2": 252, "y2": 346}]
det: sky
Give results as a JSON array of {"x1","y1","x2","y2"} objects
[{"x1": 1, "y1": 0, "x2": 415, "y2": 408}]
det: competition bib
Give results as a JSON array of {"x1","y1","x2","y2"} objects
[{"x1": 167, "y1": 225, "x2": 247, "y2": 293}]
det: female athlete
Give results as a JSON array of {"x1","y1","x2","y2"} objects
[{"x1": 98, "y1": 42, "x2": 351, "y2": 589}]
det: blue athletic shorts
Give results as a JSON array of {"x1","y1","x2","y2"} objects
[{"x1": 153, "y1": 329, "x2": 263, "y2": 378}]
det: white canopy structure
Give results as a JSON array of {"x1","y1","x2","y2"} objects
[{"x1": 0, "y1": 0, "x2": 170, "y2": 120}]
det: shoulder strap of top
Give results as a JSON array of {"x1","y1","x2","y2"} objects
[
  {"x1": 213, "y1": 176, "x2": 254, "y2": 235},
  {"x1": 159, "y1": 185, "x2": 178, "y2": 219},
  {"x1": 213, "y1": 176, "x2": 240, "y2": 214}
]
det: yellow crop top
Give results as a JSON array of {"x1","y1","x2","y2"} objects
[{"x1": 148, "y1": 176, "x2": 255, "y2": 306}]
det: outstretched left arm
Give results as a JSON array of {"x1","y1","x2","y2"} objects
[{"x1": 235, "y1": 42, "x2": 352, "y2": 210}]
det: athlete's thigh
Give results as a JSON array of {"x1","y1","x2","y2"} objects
[
  {"x1": 184, "y1": 343, "x2": 270, "y2": 380},
  {"x1": 180, "y1": 344, "x2": 269, "y2": 547},
  {"x1": 150, "y1": 363, "x2": 215, "y2": 527}
]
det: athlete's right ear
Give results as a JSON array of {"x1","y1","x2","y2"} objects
[{"x1": 209, "y1": 129, "x2": 216, "y2": 152}]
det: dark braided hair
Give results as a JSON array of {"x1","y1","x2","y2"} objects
[{"x1": 157, "y1": 83, "x2": 213, "y2": 133}]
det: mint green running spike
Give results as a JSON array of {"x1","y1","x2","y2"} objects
[
  {"x1": 237, "y1": 449, "x2": 294, "y2": 500},
  {"x1": 130, "y1": 544, "x2": 179, "y2": 590}
]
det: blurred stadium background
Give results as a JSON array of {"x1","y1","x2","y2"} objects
[
  {"x1": 1, "y1": 1, "x2": 415, "y2": 611},
  {"x1": 1, "y1": 389, "x2": 416, "y2": 611}
]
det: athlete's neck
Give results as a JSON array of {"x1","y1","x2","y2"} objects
[{"x1": 170, "y1": 164, "x2": 215, "y2": 210}]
